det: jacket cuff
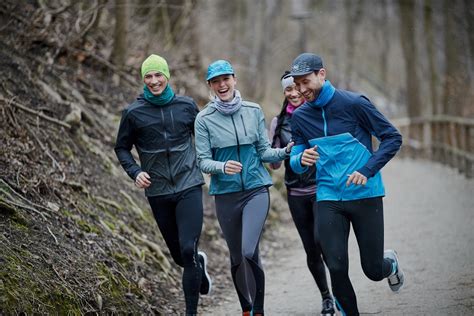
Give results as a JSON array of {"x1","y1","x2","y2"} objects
[
  {"x1": 290, "y1": 152, "x2": 308, "y2": 174},
  {"x1": 357, "y1": 166, "x2": 374, "y2": 178}
]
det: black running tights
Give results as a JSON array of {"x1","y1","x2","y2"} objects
[
  {"x1": 317, "y1": 197, "x2": 393, "y2": 316},
  {"x1": 287, "y1": 194, "x2": 330, "y2": 299},
  {"x1": 148, "y1": 185, "x2": 203, "y2": 315}
]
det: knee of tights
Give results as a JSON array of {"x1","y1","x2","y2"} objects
[
  {"x1": 327, "y1": 262, "x2": 349, "y2": 278},
  {"x1": 362, "y1": 265, "x2": 385, "y2": 282},
  {"x1": 242, "y1": 250, "x2": 259, "y2": 262},
  {"x1": 180, "y1": 244, "x2": 197, "y2": 266}
]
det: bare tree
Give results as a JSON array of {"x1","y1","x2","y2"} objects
[
  {"x1": 110, "y1": 0, "x2": 128, "y2": 67},
  {"x1": 344, "y1": 0, "x2": 364, "y2": 89},
  {"x1": 423, "y1": 0, "x2": 438, "y2": 116},
  {"x1": 398, "y1": 0, "x2": 421, "y2": 117},
  {"x1": 442, "y1": 0, "x2": 470, "y2": 116}
]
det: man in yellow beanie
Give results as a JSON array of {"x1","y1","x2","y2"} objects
[{"x1": 114, "y1": 54, "x2": 212, "y2": 315}]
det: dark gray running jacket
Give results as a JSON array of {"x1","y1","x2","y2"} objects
[{"x1": 114, "y1": 94, "x2": 204, "y2": 196}]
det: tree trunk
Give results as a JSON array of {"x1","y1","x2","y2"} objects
[
  {"x1": 344, "y1": 0, "x2": 364, "y2": 89},
  {"x1": 398, "y1": 0, "x2": 421, "y2": 117},
  {"x1": 110, "y1": 0, "x2": 128, "y2": 67},
  {"x1": 442, "y1": 0, "x2": 470, "y2": 116},
  {"x1": 423, "y1": 0, "x2": 437, "y2": 116}
]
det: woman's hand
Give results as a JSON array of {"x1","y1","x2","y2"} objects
[
  {"x1": 135, "y1": 171, "x2": 151, "y2": 188},
  {"x1": 285, "y1": 141, "x2": 295, "y2": 154},
  {"x1": 224, "y1": 160, "x2": 242, "y2": 175}
]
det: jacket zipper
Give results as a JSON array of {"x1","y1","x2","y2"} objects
[
  {"x1": 161, "y1": 108, "x2": 175, "y2": 188},
  {"x1": 322, "y1": 107, "x2": 328, "y2": 137},
  {"x1": 170, "y1": 109, "x2": 175, "y2": 131},
  {"x1": 231, "y1": 115, "x2": 245, "y2": 191},
  {"x1": 240, "y1": 114, "x2": 248, "y2": 136}
]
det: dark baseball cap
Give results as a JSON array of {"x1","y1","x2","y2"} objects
[{"x1": 289, "y1": 53, "x2": 324, "y2": 77}]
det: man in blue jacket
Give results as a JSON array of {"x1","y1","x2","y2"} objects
[{"x1": 288, "y1": 53, "x2": 404, "y2": 316}]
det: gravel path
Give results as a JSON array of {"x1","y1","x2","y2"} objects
[{"x1": 203, "y1": 158, "x2": 474, "y2": 315}]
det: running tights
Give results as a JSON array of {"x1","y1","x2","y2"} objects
[
  {"x1": 287, "y1": 194, "x2": 330, "y2": 299},
  {"x1": 317, "y1": 197, "x2": 393, "y2": 316},
  {"x1": 215, "y1": 187, "x2": 270, "y2": 314},
  {"x1": 148, "y1": 185, "x2": 203, "y2": 315}
]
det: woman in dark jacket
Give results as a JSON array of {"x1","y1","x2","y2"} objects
[{"x1": 269, "y1": 71, "x2": 335, "y2": 316}]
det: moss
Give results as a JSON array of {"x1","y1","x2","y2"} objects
[
  {"x1": 0, "y1": 251, "x2": 81, "y2": 314},
  {"x1": 97, "y1": 262, "x2": 129, "y2": 299},
  {"x1": 62, "y1": 145, "x2": 74, "y2": 160},
  {"x1": 102, "y1": 219, "x2": 116, "y2": 231},
  {"x1": 76, "y1": 219, "x2": 101, "y2": 234},
  {"x1": 62, "y1": 209, "x2": 73, "y2": 217},
  {"x1": 112, "y1": 252, "x2": 130, "y2": 267}
]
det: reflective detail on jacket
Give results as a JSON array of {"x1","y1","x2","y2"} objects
[
  {"x1": 195, "y1": 100, "x2": 287, "y2": 195},
  {"x1": 114, "y1": 95, "x2": 204, "y2": 196}
]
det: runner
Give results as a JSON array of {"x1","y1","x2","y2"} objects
[
  {"x1": 114, "y1": 54, "x2": 212, "y2": 316},
  {"x1": 194, "y1": 60, "x2": 292, "y2": 316},
  {"x1": 268, "y1": 71, "x2": 335, "y2": 316},
  {"x1": 288, "y1": 53, "x2": 404, "y2": 316}
]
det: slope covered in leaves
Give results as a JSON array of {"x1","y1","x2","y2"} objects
[{"x1": 0, "y1": 1, "x2": 207, "y2": 313}]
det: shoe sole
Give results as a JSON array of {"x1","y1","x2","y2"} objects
[{"x1": 199, "y1": 251, "x2": 212, "y2": 295}]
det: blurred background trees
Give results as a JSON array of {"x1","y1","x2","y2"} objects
[{"x1": 65, "y1": 0, "x2": 472, "y2": 119}]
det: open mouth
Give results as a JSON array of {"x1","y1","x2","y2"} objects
[{"x1": 218, "y1": 88, "x2": 229, "y2": 94}]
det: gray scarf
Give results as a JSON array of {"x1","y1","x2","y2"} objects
[{"x1": 213, "y1": 90, "x2": 242, "y2": 115}]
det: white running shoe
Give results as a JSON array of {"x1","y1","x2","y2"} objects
[{"x1": 198, "y1": 251, "x2": 212, "y2": 295}]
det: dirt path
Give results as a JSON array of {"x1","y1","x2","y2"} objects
[{"x1": 202, "y1": 158, "x2": 474, "y2": 315}]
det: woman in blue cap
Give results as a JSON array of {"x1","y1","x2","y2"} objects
[
  {"x1": 194, "y1": 60, "x2": 293, "y2": 316},
  {"x1": 115, "y1": 54, "x2": 212, "y2": 316}
]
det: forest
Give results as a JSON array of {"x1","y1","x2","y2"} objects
[{"x1": 0, "y1": 0, "x2": 472, "y2": 313}]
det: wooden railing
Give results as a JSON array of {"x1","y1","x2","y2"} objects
[{"x1": 391, "y1": 115, "x2": 474, "y2": 178}]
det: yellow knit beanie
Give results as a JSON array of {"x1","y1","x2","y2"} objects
[{"x1": 141, "y1": 54, "x2": 170, "y2": 79}]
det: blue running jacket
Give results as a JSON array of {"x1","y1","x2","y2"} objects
[{"x1": 290, "y1": 81, "x2": 402, "y2": 201}]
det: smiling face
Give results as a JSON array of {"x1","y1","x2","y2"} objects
[
  {"x1": 283, "y1": 84, "x2": 305, "y2": 107},
  {"x1": 293, "y1": 69, "x2": 326, "y2": 102},
  {"x1": 208, "y1": 74, "x2": 237, "y2": 102},
  {"x1": 143, "y1": 71, "x2": 168, "y2": 95}
]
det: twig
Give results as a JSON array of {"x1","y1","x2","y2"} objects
[
  {"x1": 22, "y1": 121, "x2": 67, "y2": 181},
  {"x1": 0, "y1": 96, "x2": 71, "y2": 129},
  {"x1": 1, "y1": 178, "x2": 57, "y2": 215},
  {"x1": 47, "y1": 226, "x2": 59, "y2": 244},
  {"x1": 0, "y1": 193, "x2": 49, "y2": 221},
  {"x1": 78, "y1": 0, "x2": 99, "y2": 38}
]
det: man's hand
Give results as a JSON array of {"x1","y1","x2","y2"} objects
[
  {"x1": 135, "y1": 171, "x2": 151, "y2": 188},
  {"x1": 346, "y1": 171, "x2": 367, "y2": 187},
  {"x1": 301, "y1": 145, "x2": 319, "y2": 166},
  {"x1": 224, "y1": 160, "x2": 242, "y2": 175}
]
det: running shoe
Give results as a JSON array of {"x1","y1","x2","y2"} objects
[
  {"x1": 321, "y1": 297, "x2": 335, "y2": 316},
  {"x1": 384, "y1": 249, "x2": 405, "y2": 292},
  {"x1": 198, "y1": 251, "x2": 212, "y2": 295}
]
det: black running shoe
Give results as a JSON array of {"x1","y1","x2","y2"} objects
[{"x1": 198, "y1": 251, "x2": 212, "y2": 295}]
